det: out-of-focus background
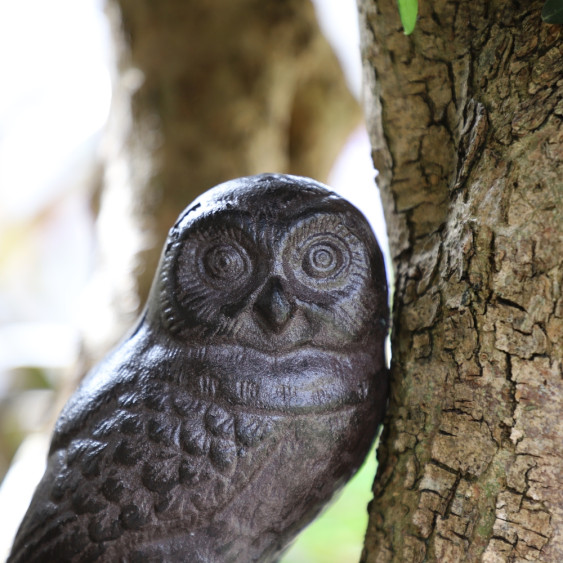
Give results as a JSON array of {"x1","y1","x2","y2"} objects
[{"x1": 0, "y1": 1, "x2": 389, "y2": 560}]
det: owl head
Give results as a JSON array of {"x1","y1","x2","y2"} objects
[{"x1": 146, "y1": 174, "x2": 387, "y2": 354}]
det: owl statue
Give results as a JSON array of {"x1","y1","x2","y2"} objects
[{"x1": 9, "y1": 174, "x2": 388, "y2": 563}]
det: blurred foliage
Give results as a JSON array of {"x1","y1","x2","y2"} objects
[
  {"x1": 542, "y1": 0, "x2": 563, "y2": 23},
  {"x1": 0, "y1": 367, "x2": 56, "y2": 480},
  {"x1": 6, "y1": 367, "x2": 53, "y2": 392}
]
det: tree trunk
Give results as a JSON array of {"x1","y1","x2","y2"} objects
[
  {"x1": 83, "y1": 0, "x2": 359, "y2": 363},
  {"x1": 358, "y1": 1, "x2": 562, "y2": 561}
]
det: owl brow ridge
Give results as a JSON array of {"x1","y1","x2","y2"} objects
[
  {"x1": 190, "y1": 212, "x2": 254, "y2": 240},
  {"x1": 159, "y1": 239, "x2": 189, "y2": 334},
  {"x1": 290, "y1": 217, "x2": 358, "y2": 256},
  {"x1": 300, "y1": 212, "x2": 347, "y2": 234}
]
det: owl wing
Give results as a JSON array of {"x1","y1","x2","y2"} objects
[{"x1": 9, "y1": 332, "x2": 282, "y2": 563}]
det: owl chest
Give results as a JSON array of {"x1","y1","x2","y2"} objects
[
  {"x1": 67, "y1": 370, "x2": 367, "y2": 512},
  {"x1": 46, "y1": 346, "x2": 376, "y2": 562}
]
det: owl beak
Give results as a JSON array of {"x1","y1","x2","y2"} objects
[{"x1": 254, "y1": 278, "x2": 293, "y2": 333}]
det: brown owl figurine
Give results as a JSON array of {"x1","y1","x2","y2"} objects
[{"x1": 9, "y1": 174, "x2": 388, "y2": 562}]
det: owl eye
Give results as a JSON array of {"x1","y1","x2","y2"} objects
[
  {"x1": 200, "y1": 241, "x2": 252, "y2": 289},
  {"x1": 301, "y1": 237, "x2": 348, "y2": 280},
  {"x1": 173, "y1": 226, "x2": 258, "y2": 324},
  {"x1": 287, "y1": 232, "x2": 353, "y2": 297},
  {"x1": 283, "y1": 215, "x2": 369, "y2": 301},
  {"x1": 204, "y1": 244, "x2": 246, "y2": 281}
]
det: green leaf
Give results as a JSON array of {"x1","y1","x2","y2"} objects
[
  {"x1": 542, "y1": 0, "x2": 563, "y2": 23},
  {"x1": 398, "y1": 0, "x2": 418, "y2": 35}
]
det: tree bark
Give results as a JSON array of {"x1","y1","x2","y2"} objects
[
  {"x1": 358, "y1": 1, "x2": 562, "y2": 561},
  {"x1": 83, "y1": 0, "x2": 359, "y2": 362}
]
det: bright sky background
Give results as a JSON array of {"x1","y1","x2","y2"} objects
[
  {"x1": 0, "y1": 0, "x2": 111, "y2": 372},
  {"x1": 0, "y1": 0, "x2": 111, "y2": 220}
]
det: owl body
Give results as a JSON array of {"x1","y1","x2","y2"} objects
[{"x1": 9, "y1": 174, "x2": 388, "y2": 562}]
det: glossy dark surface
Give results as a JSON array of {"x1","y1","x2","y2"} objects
[{"x1": 9, "y1": 174, "x2": 388, "y2": 562}]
